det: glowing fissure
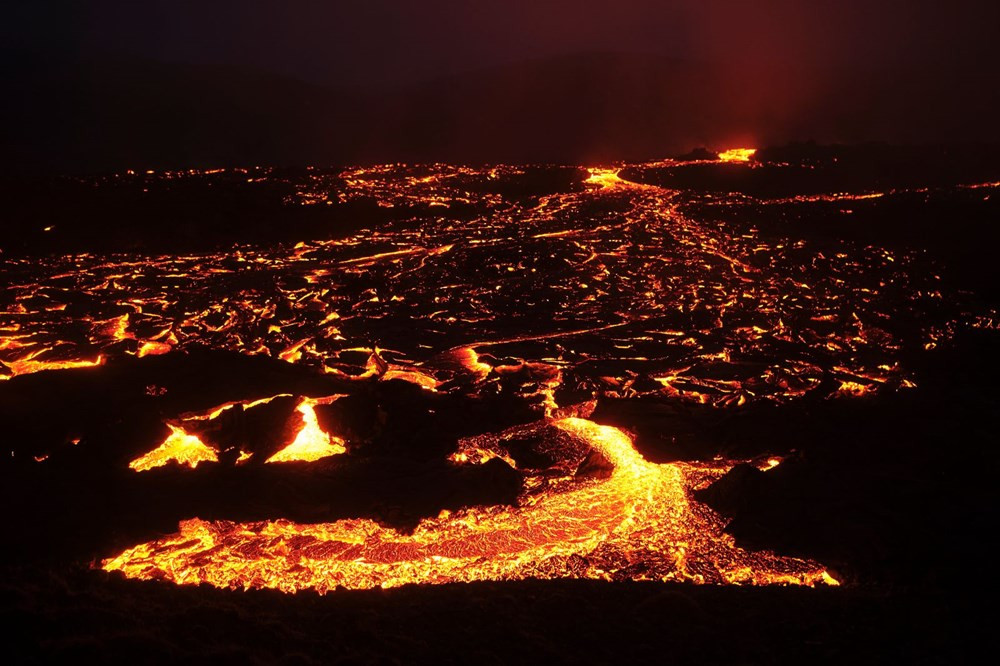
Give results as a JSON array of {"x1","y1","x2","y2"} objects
[{"x1": 104, "y1": 417, "x2": 835, "y2": 592}]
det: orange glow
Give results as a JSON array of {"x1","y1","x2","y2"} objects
[
  {"x1": 182, "y1": 394, "x2": 291, "y2": 422},
  {"x1": 0, "y1": 161, "x2": 942, "y2": 406},
  {"x1": 1, "y1": 354, "x2": 104, "y2": 380},
  {"x1": 585, "y1": 168, "x2": 625, "y2": 188},
  {"x1": 265, "y1": 396, "x2": 346, "y2": 463},
  {"x1": 5, "y1": 160, "x2": 985, "y2": 596},
  {"x1": 447, "y1": 347, "x2": 492, "y2": 380},
  {"x1": 104, "y1": 417, "x2": 836, "y2": 592},
  {"x1": 137, "y1": 341, "x2": 172, "y2": 357},
  {"x1": 382, "y1": 368, "x2": 440, "y2": 391},
  {"x1": 835, "y1": 380, "x2": 871, "y2": 398},
  {"x1": 278, "y1": 338, "x2": 310, "y2": 363},
  {"x1": 99, "y1": 314, "x2": 134, "y2": 342},
  {"x1": 756, "y1": 456, "x2": 784, "y2": 471},
  {"x1": 718, "y1": 148, "x2": 757, "y2": 163},
  {"x1": 129, "y1": 424, "x2": 218, "y2": 472}
]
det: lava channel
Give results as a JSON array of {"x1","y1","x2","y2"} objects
[{"x1": 103, "y1": 417, "x2": 837, "y2": 593}]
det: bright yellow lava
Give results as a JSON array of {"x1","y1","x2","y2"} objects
[
  {"x1": 382, "y1": 368, "x2": 440, "y2": 391},
  {"x1": 265, "y1": 397, "x2": 346, "y2": 463},
  {"x1": 585, "y1": 168, "x2": 626, "y2": 188},
  {"x1": 718, "y1": 148, "x2": 757, "y2": 163},
  {"x1": 446, "y1": 347, "x2": 493, "y2": 380},
  {"x1": 129, "y1": 424, "x2": 219, "y2": 472},
  {"x1": 104, "y1": 417, "x2": 836, "y2": 593},
  {"x1": 137, "y1": 341, "x2": 172, "y2": 357}
]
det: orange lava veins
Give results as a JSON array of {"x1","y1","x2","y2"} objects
[{"x1": 718, "y1": 148, "x2": 757, "y2": 163}]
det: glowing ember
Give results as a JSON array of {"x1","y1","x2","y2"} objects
[
  {"x1": 103, "y1": 417, "x2": 836, "y2": 592},
  {"x1": 718, "y1": 148, "x2": 757, "y2": 163},
  {"x1": 265, "y1": 396, "x2": 346, "y2": 463},
  {"x1": 129, "y1": 424, "x2": 218, "y2": 472}
]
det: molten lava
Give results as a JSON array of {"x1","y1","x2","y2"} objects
[
  {"x1": 584, "y1": 167, "x2": 626, "y2": 188},
  {"x1": 104, "y1": 417, "x2": 836, "y2": 592},
  {"x1": 2, "y1": 161, "x2": 984, "y2": 408},
  {"x1": 136, "y1": 341, "x2": 172, "y2": 357},
  {"x1": 0, "y1": 355, "x2": 104, "y2": 379},
  {"x1": 130, "y1": 424, "x2": 218, "y2": 472},
  {"x1": 718, "y1": 148, "x2": 757, "y2": 163},
  {"x1": 265, "y1": 396, "x2": 346, "y2": 463},
  {"x1": 5, "y1": 158, "x2": 994, "y2": 595}
]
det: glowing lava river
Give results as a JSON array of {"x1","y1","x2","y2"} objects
[
  {"x1": 103, "y1": 416, "x2": 835, "y2": 592},
  {"x1": 3, "y1": 155, "x2": 996, "y2": 594}
]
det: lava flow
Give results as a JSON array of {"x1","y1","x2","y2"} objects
[
  {"x1": 128, "y1": 396, "x2": 346, "y2": 470},
  {"x1": 103, "y1": 417, "x2": 836, "y2": 592},
  {"x1": 718, "y1": 148, "x2": 757, "y2": 163},
  {"x1": 3, "y1": 161, "x2": 992, "y2": 407},
  {"x1": 266, "y1": 396, "x2": 346, "y2": 463},
  {"x1": 129, "y1": 424, "x2": 218, "y2": 472},
  {"x1": 4, "y1": 157, "x2": 995, "y2": 596}
]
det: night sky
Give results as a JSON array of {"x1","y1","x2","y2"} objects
[
  {"x1": 7, "y1": 1, "x2": 998, "y2": 88},
  {"x1": 3, "y1": 1, "x2": 999, "y2": 169}
]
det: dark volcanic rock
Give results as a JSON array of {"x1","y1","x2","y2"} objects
[
  {"x1": 693, "y1": 463, "x2": 767, "y2": 517},
  {"x1": 676, "y1": 147, "x2": 719, "y2": 161},
  {"x1": 591, "y1": 397, "x2": 715, "y2": 462},
  {"x1": 574, "y1": 449, "x2": 615, "y2": 480},
  {"x1": 2, "y1": 566, "x2": 982, "y2": 665}
]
